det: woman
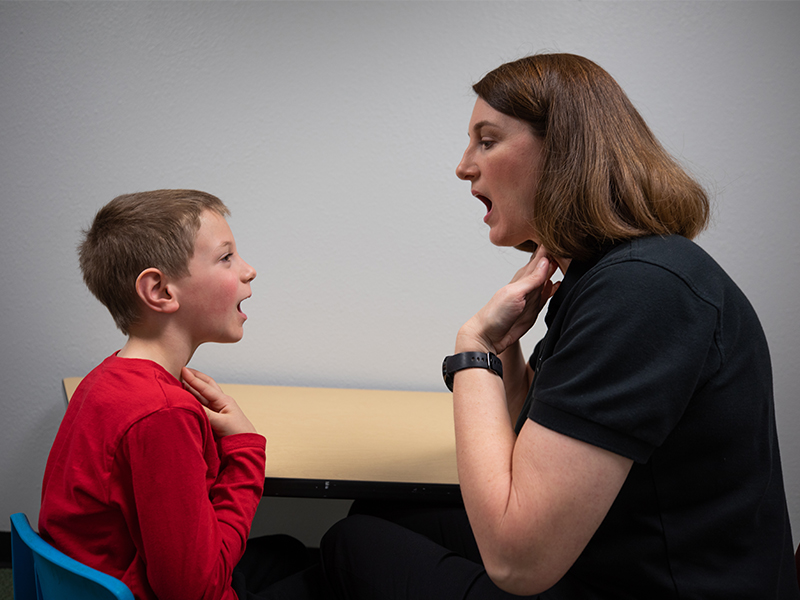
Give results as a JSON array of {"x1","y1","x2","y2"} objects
[{"x1": 321, "y1": 53, "x2": 798, "y2": 598}]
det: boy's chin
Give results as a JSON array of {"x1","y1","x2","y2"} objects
[{"x1": 213, "y1": 328, "x2": 245, "y2": 344}]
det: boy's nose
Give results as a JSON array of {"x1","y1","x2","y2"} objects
[{"x1": 242, "y1": 260, "x2": 256, "y2": 282}]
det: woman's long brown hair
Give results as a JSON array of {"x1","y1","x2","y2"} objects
[{"x1": 474, "y1": 53, "x2": 709, "y2": 260}]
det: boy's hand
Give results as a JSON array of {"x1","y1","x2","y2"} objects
[{"x1": 181, "y1": 367, "x2": 258, "y2": 437}]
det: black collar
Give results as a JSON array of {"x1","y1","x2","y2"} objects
[{"x1": 544, "y1": 253, "x2": 603, "y2": 328}]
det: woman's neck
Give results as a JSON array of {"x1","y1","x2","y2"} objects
[{"x1": 555, "y1": 256, "x2": 572, "y2": 275}]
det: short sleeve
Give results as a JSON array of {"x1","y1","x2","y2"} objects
[{"x1": 529, "y1": 259, "x2": 719, "y2": 463}]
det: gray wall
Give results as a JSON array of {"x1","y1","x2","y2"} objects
[{"x1": 2, "y1": 1, "x2": 799, "y2": 547}]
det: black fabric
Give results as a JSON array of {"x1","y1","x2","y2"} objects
[
  {"x1": 321, "y1": 235, "x2": 798, "y2": 599},
  {"x1": 347, "y1": 499, "x2": 481, "y2": 563},
  {"x1": 232, "y1": 534, "x2": 331, "y2": 600},
  {"x1": 520, "y1": 235, "x2": 798, "y2": 598},
  {"x1": 321, "y1": 515, "x2": 536, "y2": 600}
]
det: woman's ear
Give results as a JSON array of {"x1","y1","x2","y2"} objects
[{"x1": 135, "y1": 268, "x2": 179, "y2": 314}]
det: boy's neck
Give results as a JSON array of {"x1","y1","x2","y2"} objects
[{"x1": 118, "y1": 334, "x2": 196, "y2": 381}]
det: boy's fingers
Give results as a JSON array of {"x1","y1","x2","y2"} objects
[
  {"x1": 183, "y1": 367, "x2": 208, "y2": 386},
  {"x1": 183, "y1": 367, "x2": 223, "y2": 393},
  {"x1": 184, "y1": 384, "x2": 210, "y2": 407},
  {"x1": 181, "y1": 370, "x2": 203, "y2": 396},
  {"x1": 181, "y1": 367, "x2": 202, "y2": 390},
  {"x1": 181, "y1": 367, "x2": 225, "y2": 409}
]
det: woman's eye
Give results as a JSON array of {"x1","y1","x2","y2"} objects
[{"x1": 480, "y1": 139, "x2": 495, "y2": 149}]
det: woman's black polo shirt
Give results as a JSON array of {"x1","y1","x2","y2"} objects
[{"x1": 517, "y1": 235, "x2": 797, "y2": 598}]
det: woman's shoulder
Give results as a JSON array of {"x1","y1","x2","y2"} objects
[
  {"x1": 580, "y1": 235, "x2": 753, "y2": 325},
  {"x1": 603, "y1": 234, "x2": 713, "y2": 267},
  {"x1": 594, "y1": 235, "x2": 727, "y2": 291}
]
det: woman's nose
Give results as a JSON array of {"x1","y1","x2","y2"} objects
[{"x1": 456, "y1": 150, "x2": 476, "y2": 180}]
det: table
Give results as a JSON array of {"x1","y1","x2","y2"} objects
[{"x1": 63, "y1": 378, "x2": 461, "y2": 502}]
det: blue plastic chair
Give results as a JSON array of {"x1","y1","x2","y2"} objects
[{"x1": 10, "y1": 513, "x2": 134, "y2": 600}]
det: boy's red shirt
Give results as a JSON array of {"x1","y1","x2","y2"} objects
[{"x1": 39, "y1": 354, "x2": 266, "y2": 600}]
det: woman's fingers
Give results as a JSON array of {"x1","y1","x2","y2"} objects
[{"x1": 469, "y1": 254, "x2": 559, "y2": 354}]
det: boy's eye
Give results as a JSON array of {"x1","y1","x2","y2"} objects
[{"x1": 221, "y1": 253, "x2": 233, "y2": 262}]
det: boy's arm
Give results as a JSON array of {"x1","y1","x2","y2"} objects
[{"x1": 120, "y1": 405, "x2": 265, "y2": 600}]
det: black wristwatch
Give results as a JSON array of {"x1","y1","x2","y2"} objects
[{"x1": 442, "y1": 352, "x2": 503, "y2": 392}]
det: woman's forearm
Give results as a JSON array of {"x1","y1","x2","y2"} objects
[
  {"x1": 452, "y1": 366, "x2": 632, "y2": 595},
  {"x1": 497, "y1": 341, "x2": 532, "y2": 425},
  {"x1": 451, "y1": 367, "x2": 516, "y2": 550},
  {"x1": 451, "y1": 367, "x2": 558, "y2": 594}
]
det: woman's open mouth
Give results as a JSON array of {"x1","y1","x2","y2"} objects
[{"x1": 476, "y1": 194, "x2": 493, "y2": 221}]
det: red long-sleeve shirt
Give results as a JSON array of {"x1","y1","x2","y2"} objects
[{"x1": 39, "y1": 354, "x2": 266, "y2": 600}]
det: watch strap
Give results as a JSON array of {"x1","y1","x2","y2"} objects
[{"x1": 442, "y1": 352, "x2": 503, "y2": 392}]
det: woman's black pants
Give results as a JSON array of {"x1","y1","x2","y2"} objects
[{"x1": 320, "y1": 501, "x2": 541, "y2": 600}]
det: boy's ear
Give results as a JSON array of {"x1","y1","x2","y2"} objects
[{"x1": 135, "y1": 268, "x2": 180, "y2": 314}]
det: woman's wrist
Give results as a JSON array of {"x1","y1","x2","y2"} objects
[
  {"x1": 455, "y1": 326, "x2": 495, "y2": 355},
  {"x1": 497, "y1": 339, "x2": 522, "y2": 360}
]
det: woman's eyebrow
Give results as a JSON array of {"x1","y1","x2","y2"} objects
[{"x1": 471, "y1": 120, "x2": 500, "y2": 134}]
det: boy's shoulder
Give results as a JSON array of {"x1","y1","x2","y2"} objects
[{"x1": 73, "y1": 354, "x2": 203, "y2": 426}]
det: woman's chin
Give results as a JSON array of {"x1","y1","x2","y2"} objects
[
  {"x1": 513, "y1": 240, "x2": 539, "y2": 253},
  {"x1": 488, "y1": 229, "x2": 529, "y2": 249}
]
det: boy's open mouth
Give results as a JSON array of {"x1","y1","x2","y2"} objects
[{"x1": 237, "y1": 297, "x2": 249, "y2": 317}]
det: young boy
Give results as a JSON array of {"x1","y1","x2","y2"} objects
[{"x1": 39, "y1": 190, "x2": 309, "y2": 599}]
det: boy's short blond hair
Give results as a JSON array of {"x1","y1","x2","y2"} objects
[{"x1": 79, "y1": 189, "x2": 230, "y2": 334}]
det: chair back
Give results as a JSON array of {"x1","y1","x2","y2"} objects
[{"x1": 10, "y1": 513, "x2": 134, "y2": 600}]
